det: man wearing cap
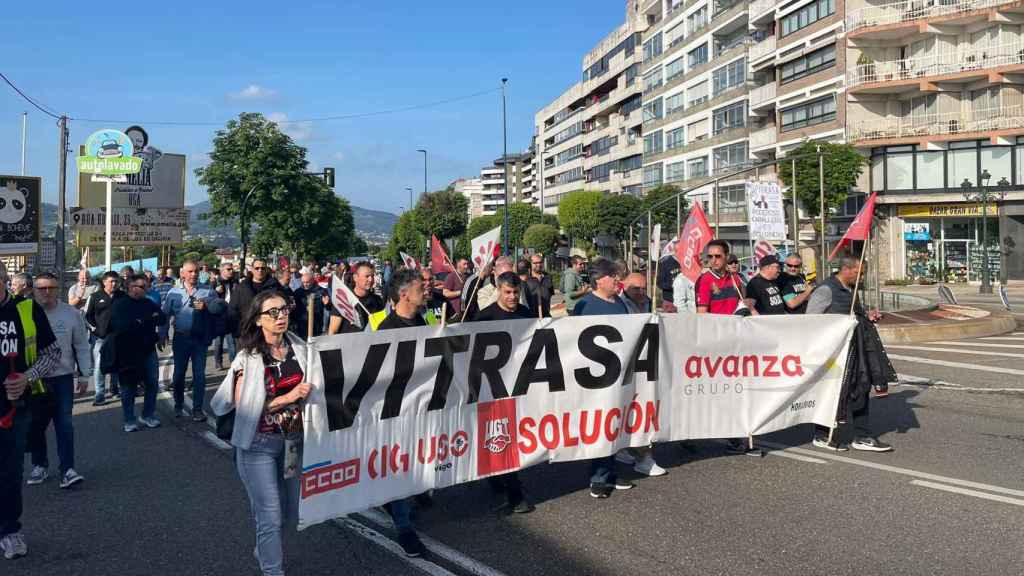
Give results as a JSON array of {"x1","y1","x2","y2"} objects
[{"x1": 745, "y1": 255, "x2": 788, "y2": 316}]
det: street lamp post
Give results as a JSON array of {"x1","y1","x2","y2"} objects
[
  {"x1": 406, "y1": 187, "x2": 414, "y2": 211},
  {"x1": 962, "y1": 169, "x2": 1005, "y2": 294},
  {"x1": 240, "y1": 184, "x2": 258, "y2": 271},
  {"x1": 416, "y1": 149, "x2": 427, "y2": 198},
  {"x1": 501, "y1": 78, "x2": 510, "y2": 255}
]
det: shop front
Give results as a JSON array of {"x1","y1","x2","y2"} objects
[{"x1": 898, "y1": 204, "x2": 1000, "y2": 283}]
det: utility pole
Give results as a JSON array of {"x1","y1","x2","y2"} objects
[
  {"x1": 56, "y1": 115, "x2": 69, "y2": 294},
  {"x1": 791, "y1": 158, "x2": 798, "y2": 257},
  {"x1": 406, "y1": 187, "x2": 413, "y2": 211},
  {"x1": 416, "y1": 149, "x2": 427, "y2": 199},
  {"x1": 818, "y1": 147, "x2": 826, "y2": 276},
  {"x1": 501, "y1": 78, "x2": 510, "y2": 255},
  {"x1": 21, "y1": 112, "x2": 27, "y2": 175}
]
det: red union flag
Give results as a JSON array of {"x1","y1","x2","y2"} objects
[
  {"x1": 676, "y1": 203, "x2": 714, "y2": 283},
  {"x1": 476, "y1": 398, "x2": 520, "y2": 477},
  {"x1": 471, "y1": 225, "x2": 502, "y2": 271},
  {"x1": 430, "y1": 235, "x2": 455, "y2": 275},
  {"x1": 330, "y1": 276, "x2": 361, "y2": 329},
  {"x1": 828, "y1": 192, "x2": 877, "y2": 261}
]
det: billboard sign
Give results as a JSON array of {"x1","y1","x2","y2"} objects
[
  {"x1": 77, "y1": 126, "x2": 186, "y2": 210},
  {"x1": 0, "y1": 177, "x2": 41, "y2": 256},
  {"x1": 76, "y1": 129, "x2": 142, "y2": 175},
  {"x1": 71, "y1": 207, "x2": 189, "y2": 246}
]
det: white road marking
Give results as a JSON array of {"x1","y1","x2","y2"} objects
[
  {"x1": 897, "y1": 373, "x2": 1024, "y2": 389},
  {"x1": 758, "y1": 441, "x2": 1024, "y2": 499},
  {"x1": 886, "y1": 345, "x2": 1024, "y2": 359},
  {"x1": 765, "y1": 450, "x2": 829, "y2": 464},
  {"x1": 928, "y1": 341, "x2": 1024, "y2": 349},
  {"x1": 358, "y1": 508, "x2": 512, "y2": 576},
  {"x1": 332, "y1": 517, "x2": 458, "y2": 576},
  {"x1": 889, "y1": 354, "x2": 1024, "y2": 376},
  {"x1": 910, "y1": 480, "x2": 1024, "y2": 508},
  {"x1": 978, "y1": 337, "x2": 1024, "y2": 341},
  {"x1": 201, "y1": 430, "x2": 231, "y2": 451}
]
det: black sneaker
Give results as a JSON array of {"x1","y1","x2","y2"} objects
[
  {"x1": 397, "y1": 531, "x2": 426, "y2": 558},
  {"x1": 191, "y1": 408, "x2": 207, "y2": 423},
  {"x1": 91, "y1": 398, "x2": 106, "y2": 407},
  {"x1": 812, "y1": 436, "x2": 849, "y2": 452},
  {"x1": 494, "y1": 498, "x2": 536, "y2": 514},
  {"x1": 613, "y1": 479, "x2": 635, "y2": 491},
  {"x1": 851, "y1": 437, "x2": 893, "y2": 452},
  {"x1": 589, "y1": 483, "x2": 613, "y2": 499},
  {"x1": 174, "y1": 406, "x2": 187, "y2": 418},
  {"x1": 725, "y1": 439, "x2": 746, "y2": 454}
]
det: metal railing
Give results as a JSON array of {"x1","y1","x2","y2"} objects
[
  {"x1": 849, "y1": 41, "x2": 1024, "y2": 88},
  {"x1": 849, "y1": 105, "x2": 1024, "y2": 141},
  {"x1": 847, "y1": 0, "x2": 1018, "y2": 34}
]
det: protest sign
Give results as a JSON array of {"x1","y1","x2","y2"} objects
[{"x1": 297, "y1": 312, "x2": 855, "y2": 528}]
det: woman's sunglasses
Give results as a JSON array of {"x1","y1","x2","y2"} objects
[{"x1": 260, "y1": 305, "x2": 293, "y2": 319}]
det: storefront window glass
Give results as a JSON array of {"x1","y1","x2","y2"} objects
[
  {"x1": 980, "y1": 146, "x2": 1012, "y2": 184},
  {"x1": 887, "y1": 153, "x2": 913, "y2": 190},
  {"x1": 871, "y1": 156, "x2": 884, "y2": 191},
  {"x1": 915, "y1": 151, "x2": 944, "y2": 189},
  {"x1": 947, "y1": 148, "x2": 977, "y2": 187}
]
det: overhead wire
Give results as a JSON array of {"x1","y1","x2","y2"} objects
[{"x1": 0, "y1": 71, "x2": 62, "y2": 120}]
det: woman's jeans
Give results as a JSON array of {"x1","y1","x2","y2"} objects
[{"x1": 236, "y1": 433, "x2": 299, "y2": 576}]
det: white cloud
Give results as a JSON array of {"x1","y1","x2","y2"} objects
[
  {"x1": 267, "y1": 112, "x2": 318, "y2": 142},
  {"x1": 228, "y1": 84, "x2": 278, "y2": 101}
]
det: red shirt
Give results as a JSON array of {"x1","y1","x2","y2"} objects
[{"x1": 695, "y1": 270, "x2": 744, "y2": 315}]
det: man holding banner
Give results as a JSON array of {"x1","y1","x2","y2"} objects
[{"x1": 327, "y1": 262, "x2": 384, "y2": 335}]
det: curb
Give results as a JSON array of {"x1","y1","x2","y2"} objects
[{"x1": 878, "y1": 309, "x2": 1017, "y2": 344}]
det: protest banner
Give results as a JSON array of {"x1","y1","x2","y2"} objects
[
  {"x1": 746, "y1": 181, "x2": 786, "y2": 241},
  {"x1": 297, "y1": 312, "x2": 856, "y2": 529}
]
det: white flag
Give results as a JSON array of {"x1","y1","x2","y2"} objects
[
  {"x1": 330, "y1": 276, "x2": 362, "y2": 329},
  {"x1": 470, "y1": 225, "x2": 502, "y2": 271},
  {"x1": 650, "y1": 224, "x2": 661, "y2": 260},
  {"x1": 79, "y1": 247, "x2": 89, "y2": 269},
  {"x1": 661, "y1": 236, "x2": 678, "y2": 260},
  {"x1": 399, "y1": 251, "x2": 419, "y2": 270}
]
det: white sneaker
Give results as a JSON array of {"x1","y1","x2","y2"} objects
[
  {"x1": 60, "y1": 468, "x2": 85, "y2": 489},
  {"x1": 26, "y1": 466, "x2": 47, "y2": 486},
  {"x1": 123, "y1": 422, "x2": 139, "y2": 433},
  {"x1": 634, "y1": 454, "x2": 667, "y2": 477},
  {"x1": 139, "y1": 416, "x2": 161, "y2": 429},
  {"x1": 1, "y1": 532, "x2": 27, "y2": 559},
  {"x1": 614, "y1": 449, "x2": 636, "y2": 466}
]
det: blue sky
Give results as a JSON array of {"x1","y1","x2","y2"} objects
[{"x1": 0, "y1": 1, "x2": 625, "y2": 213}]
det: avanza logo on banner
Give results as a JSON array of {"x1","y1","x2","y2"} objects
[{"x1": 297, "y1": 313, "x2": 856, "y2": 530}]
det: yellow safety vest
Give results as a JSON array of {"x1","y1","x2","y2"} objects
[
  {"x1": 15, "y1": 299, "x2": 44, "y2": 395},
  {"x1": 367, "y1": 310, "x2": 388, "y2": 331}
]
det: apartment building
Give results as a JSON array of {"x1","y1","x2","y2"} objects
[
  {"x1": 459, "y1": 150, "x2": 537, "y2": 219},
  {"x1": 846, "y1": 0, "x2": 1024, "y2": 282},
  {"x1": 454, "y1": 178, "x2": 485, "y2": 219},
  {"x1": 535, "y1": 1, "x2": 647, "y2": 214}
]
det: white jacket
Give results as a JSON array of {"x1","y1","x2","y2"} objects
[{"x1": 210, "y1": 332, "x2": 322, "y2": 450}]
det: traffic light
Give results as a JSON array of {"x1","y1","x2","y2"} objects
[{"x1": 323, "y1": 167, "x2": 336, "y2": 188}]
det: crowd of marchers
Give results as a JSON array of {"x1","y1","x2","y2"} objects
[{"x1": 0, "y1": 242, "x2": 896, "y2": 576}]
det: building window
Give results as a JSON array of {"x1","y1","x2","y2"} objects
[
  {"x1": 916, "y1": 151, "x2": 943, "y2": 189},
  {"x1": 781, "y1": 0, "x2": 835, "y2": 37},
  {"x1": 666, "y1": 160, "x2": 687, "y2": 182},
  {"x1": 718, "y1": 184, "x2": 746, "y2": 215},
  {"x1": 643, "y1": 163, "x2": 664, "y2": 187},
  {"x1": 666, "y1": 126, "x2": 686, "y2": 150},
  {"x1": 981, "y1": 145, "x2": 1012, "y2": 185},
  {"x1": 619, "y1": 154, "x2": 643, "y2": 174},
  {"x1": 688, "y1": 80, "x2": 709, "y2": 107},
  {"x1": 552, "y1": 166, "x2": 584, "y2": 185},
  {"x1": 780, "y1": 95, "x2": 836, "y2": 131},
  {"x1": 643, "y1": 32, "x2": 663, "y2": 62},
  {"x1": 687, "y1": 117, "x2": 710, "y2": 141},
  {"x1": 644, "y1": 68, "x2": 664, "y2": 92},
  {"x1": 780, "y1": 44, "x2": 835, "y2": 84},
  {"x1": 712, "y1": 58, "x2": 746, "y2": 96},
  {"x1": 643, "y1": 98, "x2": 664, "y2": 122},
  {"x1": 947, "y1": 148, "x2": 976, "y2": 187},
  {"x1": 665, "y1": 56, "x2": 686, "y2": 82},
  {"x1": 644, "y1": 130, "x2": 664, "y2": 155},
  {"x1": 687, "y1": 6, "x2": 708, "y2": 36},
  {"x1": 688, "y1": 43, "x2": 708, "y2": 69},
  {"x1": 688, "y1": 157, "x2": 708, "y2": 179},
  {"x1": 886, "y1": 153, "x2": 913, "y2": 191},
  {"x1": 625, "y1": 63, "x2": 639, "y2": 87},
  {"x1": 714, "y1": 28, "x2": 746, "y2": 56},
  {"x1": 591, "y1": 136, "x2": 618, "y2": 156},
  {"x1": 870, "y1": 156, "x2": 884, "y2": 192},
  {"x1": 621, "y1": 94, "x2": 642, "y2": 116},
  {"x1": 666, "y1": 92, "x2": 686, "y2": 115},
  {"x1": 553, "y1": 144, "x2": 583, "y2": 166},
  {"x1": 713, "y1": 101, "x2": 746, "y2": 134},
  {"x1": 589, "y1": 160, "x2": 615, "y2": 182},
  {"x1": 713, "y1": 141, "x2": 749, "y2": 172}
]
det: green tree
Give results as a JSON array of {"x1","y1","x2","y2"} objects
[
  {"x1": 195, "y1": 112, "x2": 360, "y2": 261},
  {"x1": 522, "y1": 223, "x2": 560, "y2": 255},
  {"x1": 173, "y1": 238, "x2": 219, "y2": 267},
  {"x1": 596, "y1": 194, "x2": 642, "y2": 242},
  {"x1": 778, "y1": 141, "x2": 867, "y2": 218},
  {"x1": 494, "y1": 202, "x2": 545, "y2": 252},
  {"x1": 641, "y1": 184, "x2": 686, "y2": 234},
  {"x1": 558, "y1": 190, "x2": 603, "y2": 244},
  {"x1": 541, "y1": 213, "x2": 559, "y2": 228},
  {"x1": 385, "y1": 210, "x2": 426, "y2": 263},
  {"x1": 413, "y1": 189, "x2": 469, "y2": 241}
]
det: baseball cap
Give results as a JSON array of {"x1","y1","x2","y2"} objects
[{"x1": 759, "y1": 254, "x2": 780, "y2": 268}]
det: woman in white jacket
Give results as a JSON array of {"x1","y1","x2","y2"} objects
[{"x1": 211, "y1": 290, "x2": 312, "y2": 576}]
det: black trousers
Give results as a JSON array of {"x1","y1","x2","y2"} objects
[
  {"x1": 0, "y1": 408, "x2": 29, "y2": 537},
  {"x1": 816, "y1": 388, "x2": 871, "y2": 442},
  {"x1": 487, "y1": 472, "x2": 524, "y2": 505}
]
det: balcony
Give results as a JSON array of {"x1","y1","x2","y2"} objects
[
  {"x1": 848, "y1": 41, "x2": 1024, "y2": 93},
  {"x1": 847, "y1": 0, "x2": 1021, "y2": 38},
  {"x1": 749, "y1": 35, "x2": 776, "y2": 65},
  {"x1": 749, "y1": 83, "x2": 777, "y2": 113},
  {"x1": 849, "y1": 105, "x2": 1024, "y2": 143},
  {"x1": 750, "y1": 125, "x2": 777, "y2": 150}
]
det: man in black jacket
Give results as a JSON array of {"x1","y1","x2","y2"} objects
[
  {"x1": 84, "y1": 272, "x2": 123, "y2": 406},
  {"x1": 656, "y1": 254, "x2": 680, "y2": 312},
  {"x1": 211, "y1": 263, "x2": 237, "y2": 370},
  {"x1": 289, "y1": 270, "x2": 328, "y2": 339},
  {"x1": 524, "y1": 254, "x2": 553, "y2": 318},
  {"x1": 110, "y1": 274, "x2": 166, "y2": 432},
  {"x1": 229, "y1": 258, "x2": 281, "y2": 338}
]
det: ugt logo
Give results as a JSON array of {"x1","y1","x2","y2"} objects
[{"x1": 477, "y1": 399, "x2": 521, "y2": 476}]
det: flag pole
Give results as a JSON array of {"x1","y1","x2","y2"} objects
[{"x1": 849, "y1": 227, "x2": 869, "y2": 316}]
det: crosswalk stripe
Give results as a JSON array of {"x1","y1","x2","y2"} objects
[
  {"x1": 889, "y1": 354, "x2": 1024, "y2": 376},
  {"x1": 911, "y1": 480, "x2": 1024, "y2": 508},
  {"x1": 886, "y1": 345, "x2": 1024, "y2": 359},
  {"x1": 928, "y1": 341, "x2": 1024, "y2": 349}
]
